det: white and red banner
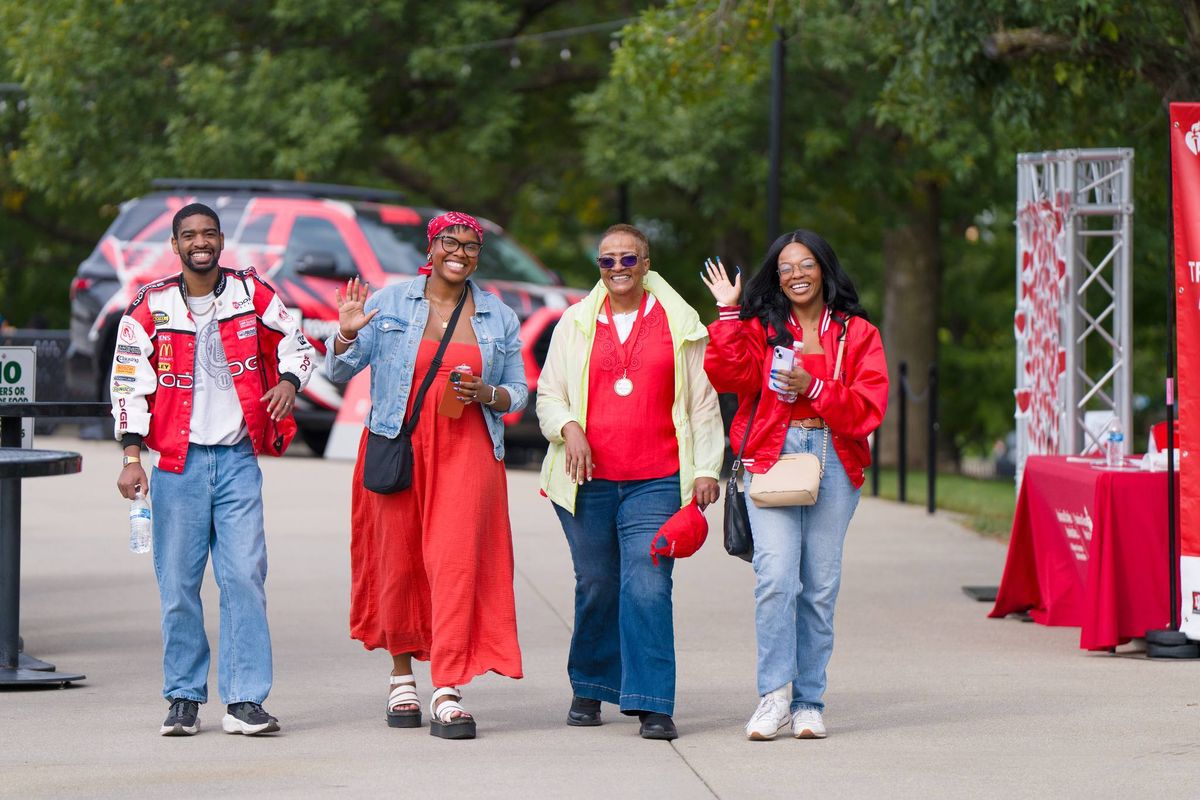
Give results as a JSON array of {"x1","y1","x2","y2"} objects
[
  {"x1": 1014, "y1": 193, "x2": 1069, "y2": 479},
  {"x1": 1170, "y1": 103, "x2": 1200, "y2": 638}
]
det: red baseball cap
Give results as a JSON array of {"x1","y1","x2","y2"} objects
[{"x1": 650, "y1": 500, "x2": 709, "y2": 566}]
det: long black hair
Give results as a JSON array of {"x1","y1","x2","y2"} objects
[{"x1": 740, "y1": 229, "x2": 868, "y2": 347}]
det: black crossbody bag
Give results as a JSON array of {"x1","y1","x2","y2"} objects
[
  {"x1": 724, "y1": 396, "x2": 760, "y2": 562},
  {"x1": 362, "y1": 288, "x2": 467, "y2": 494}
]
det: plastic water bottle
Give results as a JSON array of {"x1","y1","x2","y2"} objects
[
  {"x1": 129, "y1": 491, "x2": 152, "y2": 554},
  {"x1": 1105, "y1": 418, "x2": 1125, "y2": 468}
]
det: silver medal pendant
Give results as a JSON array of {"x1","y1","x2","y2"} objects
[{"x1": 614, "y1": 376, "x2": 634, "y2": 397}]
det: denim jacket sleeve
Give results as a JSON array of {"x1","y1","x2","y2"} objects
[
  {"x1": 490, "y1": 304, "x2": 529, "y2": 414},
  {"x1": 323, "y1": 295, "x2": 379, "y2": 384}
]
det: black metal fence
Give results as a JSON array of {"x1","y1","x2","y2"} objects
[{"x1": 870, "y1": 360, "x2": 939, "y2": 515}]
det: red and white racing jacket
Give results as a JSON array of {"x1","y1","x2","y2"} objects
[{"x1": 110, "y1": 267, "x2": 315, "y2": 472}]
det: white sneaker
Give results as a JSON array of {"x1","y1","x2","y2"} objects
[
  {"x1": 745, "y1": 690, "x2": 792, "y2": 741},
  {"x1": 792, "y1": 708, "x2": 827, "y2": 739}
]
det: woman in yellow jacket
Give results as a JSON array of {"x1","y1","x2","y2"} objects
[{"x1": 537, "y1": 224, "x2": 724, "y2": 740}]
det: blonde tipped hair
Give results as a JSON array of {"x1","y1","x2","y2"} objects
[{"x1": 600, "y1": 223, "x2": 649, "y2": 258}]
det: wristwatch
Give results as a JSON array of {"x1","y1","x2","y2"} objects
[{"x1": 122, "y1": 455, "x2": 141, "y2": 467}]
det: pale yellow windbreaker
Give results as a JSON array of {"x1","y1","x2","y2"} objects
[{"x1": 537, "y1": 271, "x2": 725, "y2": 514}]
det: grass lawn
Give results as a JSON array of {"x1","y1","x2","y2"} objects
[{"x1": 865, "y1": 467, "x2": 1017, "y2": 540}]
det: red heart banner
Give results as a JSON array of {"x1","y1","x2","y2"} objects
[{"x1": 1014, "y1": 388, "x2": 1032, "y2": 415}]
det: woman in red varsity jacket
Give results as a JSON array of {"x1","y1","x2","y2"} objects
[{"x1": 702, "y1": 229, "x2": 887, "y2": 741}]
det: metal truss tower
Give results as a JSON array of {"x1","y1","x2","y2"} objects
[{"x1": 1015, "y1": 148, "x2": 1134, "y2": 478}]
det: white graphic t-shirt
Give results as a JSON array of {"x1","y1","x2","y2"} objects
[{"x1": 188, "y1": 293, "x2": 248, "y2": 446}]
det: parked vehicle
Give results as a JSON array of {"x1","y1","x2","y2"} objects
[{"x1": 67, "y1": 179, "x2": 586, "y2": 456}]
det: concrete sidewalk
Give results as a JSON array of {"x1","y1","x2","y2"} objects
[{"x1": 4, "y1": 436, "x2": 1198, "y2": 799}]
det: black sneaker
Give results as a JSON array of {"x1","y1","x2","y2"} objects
[
  {"x1": 567, "y1": 696, "x2": 602, "y2": 727},
  {"x1": 638, "y1": 712, "x2": 678, "y2": 740},
  {"x1": 160, "y1": 698, "x2": 200, "y2": 736},
  {"x1": 221, "y1": 702, "x2": 280, "y2": 735}
]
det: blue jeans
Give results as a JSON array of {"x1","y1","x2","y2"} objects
[
  {"x1": 745, "y1": 427, "x2": 860, "y2": 711},
  {"x1": 554, "y1": 474, "x2": 681, "y2": 716},
  {"x1": 150, "y1": 438, "x2": 272, "y2": 705}
]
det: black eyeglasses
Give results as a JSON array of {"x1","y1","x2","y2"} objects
[
  {"x1": 597, "y1": 254, "x2": 640, "y2": 269},
  {"x1": 435, "y1": 235, "x2": 482, "y2": 257}
]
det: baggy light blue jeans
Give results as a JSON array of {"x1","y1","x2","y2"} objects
[
  {"x1": 553, "y1": 474, "x2": 681, "y2": 716},
  {"x1": 150, "y1": 438, "x2": 272, "y2": 705},
  {"x1": 745, "y1": 427, "x2": 860, "y2": 712}
]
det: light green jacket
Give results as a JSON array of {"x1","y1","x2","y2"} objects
[{"x1": 537, "y1": 271, "x2": 724, "y2": 514}]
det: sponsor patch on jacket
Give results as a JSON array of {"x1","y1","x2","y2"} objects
[
  {"x1": 158, "y1": 362, "x2": 171, "y2": 372},
  {"x1": 113, "y1": 375, "x2": 137, "y2": 383},
  {"x1": 238, "y1": 316, "x2": 255, "y2": 330},
  {"x1": 152, "y1": 311, "x2": 170, "y2": 326},
  {"x1": 237, "y1": 328, "x2": 255, "y2": 339},
  {"x1": 116, "y1": 343, "x2": 141, "y2": 355},
  {"x1": 114, "y1": 364, "x2": 137, "y2": 376},
  {"x1": 115, "y1": 354, "x2": 139, "y2": 365},
  {"x1": 119, "y1": 322, "x2": 137, "y2": 344},
  {"x1": 112, "y1": 384, "x2": 134, "y2": 395},
  {"x1": 233, "y1": 297, "x2": 253, "y2": 310}
]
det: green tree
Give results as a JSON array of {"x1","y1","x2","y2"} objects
[
  {"x1": 581, "y1": 0, "x2": 1186, "y2": 463},
  {"x1": 874, "y1": 0, "x2": 1185, "y2": 451},
  {"x1": 0, "y1": 1, "x2": 649, "y2": 290},
  {"x1": 579, "y1": 1, "x2": 972, "y2": 466}
]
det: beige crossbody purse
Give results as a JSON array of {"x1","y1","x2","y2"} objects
[{"x1": 748, "y1": 324, "x2": 847, "y2": 508}]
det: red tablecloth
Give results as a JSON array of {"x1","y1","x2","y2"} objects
[{"x1": 989, "y1": 455, "x2": 1177, "y2": 650}]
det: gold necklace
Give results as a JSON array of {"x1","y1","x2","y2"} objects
[
  {"x1": 185, "y1": 285, "x2": 215, "y2": 316},
  {"x1": 428, "y1": 301, "x2": 453, "y2": 330},
  {"x1": 426, "y1": 289, "x2": 466, "y2": 330}
]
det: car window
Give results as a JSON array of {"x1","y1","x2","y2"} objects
[
  {"x1": 358, "y1": 216, "x2": 425, "y2": 275},
  {"x1": 239, "y1": 212, "x2": 274, "y2": 244},
  {"x1": 282, "y1": 216, "x2": 356, "y2": 276},
  {"x1": 360, "y1": 212, "x2": 550, "y2": 284},
  {"x1": 478, "y1": 234, "x2": 553, "y2": 285}
]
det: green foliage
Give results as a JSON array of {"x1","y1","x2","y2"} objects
[
  {"x1": 580, "y1": 0, "x2": 1189, "y2": 457},
  {"x1": 870, "y1": 467, "x2": 1018, "y2": 540},
  {"x1": 0, "y1": 0, "x2": 1194, "y2": 459},
  {"x1": 0, "y1": 0, "x2": 646, "y2": 279}
]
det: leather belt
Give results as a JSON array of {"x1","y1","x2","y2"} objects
[{"x1": 789, "y1": 417, "x2": 824, "y2": 429}]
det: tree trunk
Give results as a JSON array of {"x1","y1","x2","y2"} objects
[{"x1": 879, "y1": 178, "x2": 942, "y2": 469}]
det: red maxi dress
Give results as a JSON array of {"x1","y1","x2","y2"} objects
[{"x1": 349, "y1": 339, "x2": 523, "y2": 686}]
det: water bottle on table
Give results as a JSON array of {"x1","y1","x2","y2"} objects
[
  {"x1": 1104, "y1": 418, "x2": 1125, "y2": 468},
  {"x1": 129, "y1": 490, "x2": 152, "y2": 553}
]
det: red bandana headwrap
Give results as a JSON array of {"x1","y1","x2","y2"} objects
[{"x1": 421, "y1": 211, "x2": 485, "y2": 275}]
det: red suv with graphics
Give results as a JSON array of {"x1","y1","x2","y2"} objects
[{"x1": 67, "y1": 179, "x2": 585, "y2": 456}]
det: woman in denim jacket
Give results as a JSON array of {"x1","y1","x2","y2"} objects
[{"x1": 325, "y1": 212, "x2": 528, "y2": 740}]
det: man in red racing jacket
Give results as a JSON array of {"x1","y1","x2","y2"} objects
[{"x1": 111, "y1": 202, "x2": 313, "y2": 737}]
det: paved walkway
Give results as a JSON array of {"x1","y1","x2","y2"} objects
[{"x1": 4, "y1": 436, "x2": 1198, "y2": 799}]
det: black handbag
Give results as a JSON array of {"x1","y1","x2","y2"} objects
[
  {"x1": 362, "y1": 286, "x2": 467, "y2": 494},
  {"x1": 723, "y1": 396, "x2": 760, "y2": 562}
]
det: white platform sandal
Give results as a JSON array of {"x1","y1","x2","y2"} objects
[
  {"x1": 387, "y1": 674, "x2": 422, "y2": 728},
  {"x1": 428, "y1": 686, "x2": 476, "y2": 740}
]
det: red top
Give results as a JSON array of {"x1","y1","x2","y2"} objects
[
  {"x1": 705, "y1": 305, "x2": 888, "y2": 488},
  {"x1": 790, "y1": 353, "x2": 827, "y2": 420},
  {"x1": 587, "y1": 300, "x2": 678, "y2": 481}
]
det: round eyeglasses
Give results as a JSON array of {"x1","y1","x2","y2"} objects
[
  {"x1": 435, "y1": 235, "x2": 482, "y2": 257},
  {"x1": 597, "y1": 254, "x2": 640, "y2": 269}
]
